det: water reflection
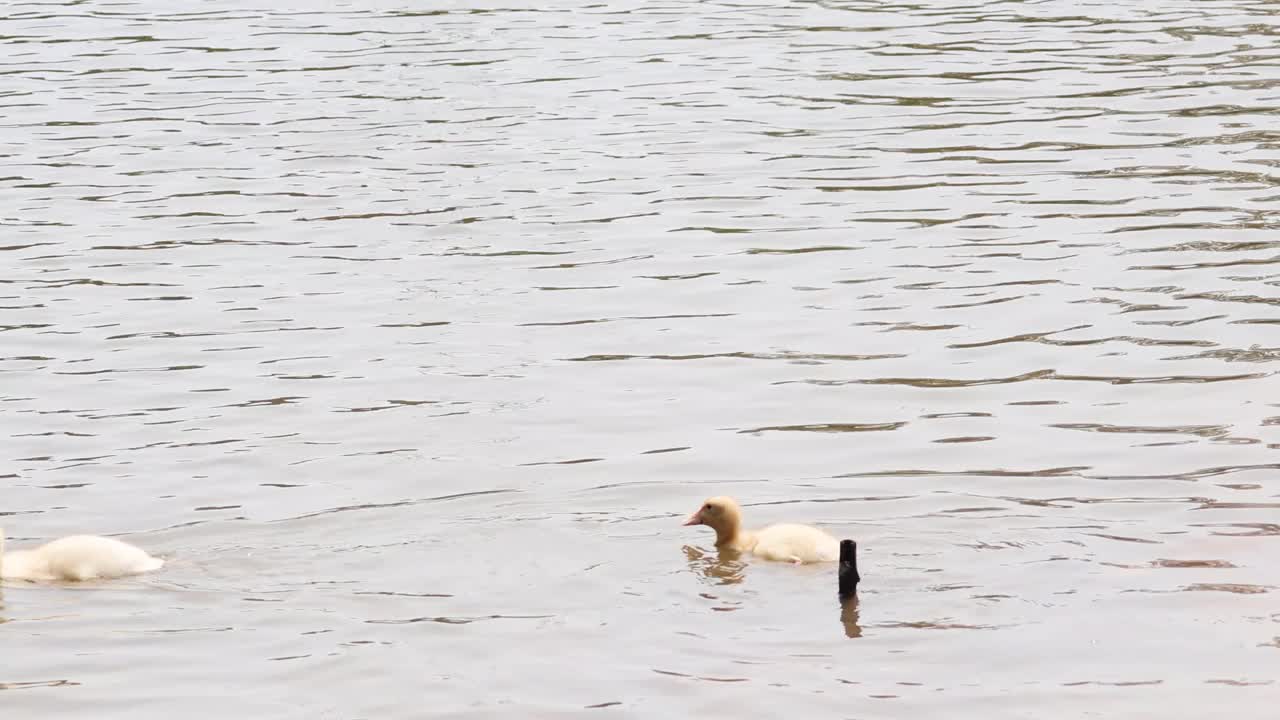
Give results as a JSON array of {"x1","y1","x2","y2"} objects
[
  {"x1": 839, "y1": 594, "x2": 862, "y2": 639},
  {"x1": 682, "y1": 542, "x2": 863, "y2": 638},
  {"x1": 682, "y1": 544, "x2": 746, "y2": 586}
]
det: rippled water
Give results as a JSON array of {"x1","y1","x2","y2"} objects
[{"x1": 3, "y1": 0, "x2": 1279, "y2": 716}]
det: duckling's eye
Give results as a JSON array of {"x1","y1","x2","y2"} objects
[{"x1": 703, "y1": 503, "x2": 712, "y2": 511}]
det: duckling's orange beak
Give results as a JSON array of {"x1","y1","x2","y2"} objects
[{"x1": 683, "y1": 509, "x2": 703, "y2": 526}]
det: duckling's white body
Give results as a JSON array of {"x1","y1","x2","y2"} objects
[
  {"x1": 683, "y1": 497, "x2": 841, "y2": 564},
  {"x1": 750, "y1": 523, "x2": 840, "y2": 563},
  {"x1": 1, "y1": 531, "x2": 164, "y2": 582}
]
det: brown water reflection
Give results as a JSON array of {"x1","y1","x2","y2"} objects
[
  {"x1": 3, "y1": 0, "x2": 1280, "y2": 717},
  {"x1": 682, "y1": 544, "x2": 748, "y2": 588},
  {"x1": 839, "y1": 595, "x2": 862, "y2": 639}
]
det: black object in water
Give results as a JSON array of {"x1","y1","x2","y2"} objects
[{"x1": 838, "y1": 539, "x2": 860, "y2": 599}]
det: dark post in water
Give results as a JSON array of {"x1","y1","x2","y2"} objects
[{"x1": 838, "y1": 539, "x2": 860, "y2": 599}]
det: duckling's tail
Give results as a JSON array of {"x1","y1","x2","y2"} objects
[{"x1": 838, "y1": 539, "x2": 860, "y2": 598}]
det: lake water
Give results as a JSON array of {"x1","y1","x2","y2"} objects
[{"x1": 2, "y1": 1, "x2": 1278, "y2": 717}]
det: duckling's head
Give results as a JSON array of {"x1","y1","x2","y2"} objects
[{"x1": 683, "y1": 496, "x2": 744, "y2": 545}]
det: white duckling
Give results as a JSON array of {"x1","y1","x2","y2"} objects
[
  {"x1": 1, "y1": 527, "x2": 164, "y2": 582},
  {"x1": 682, "y1": 496, "x2": 839, "y2": 564}
]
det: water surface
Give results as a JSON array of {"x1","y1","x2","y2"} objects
[{"x1": 2, "y1": 1, "x2": 1279, "y2": 717}]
